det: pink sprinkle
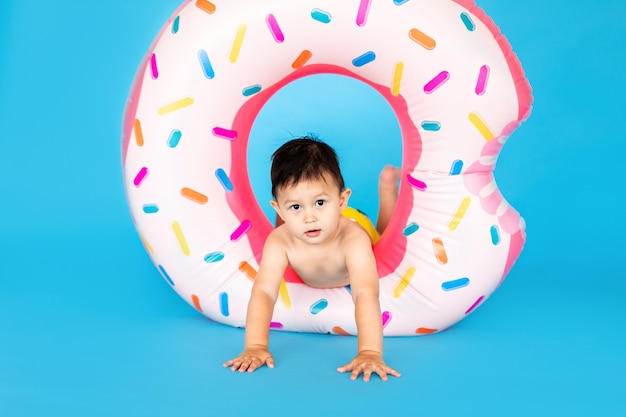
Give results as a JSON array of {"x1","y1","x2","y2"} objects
[
  {"x1": 465, "y1": 295, "x2": 485, "y2": 314},
  {"x1": 407, "y1": 174, "x2": 427, "y2": 191},
  {"x1": 230, "y1": 220, "x2": 252, "y2": 242},
  {"x1": 424, "y1": 70, "x2": 450, "y2": 94},
  {"x1": 133, "y1": 167, "x2": 149, "y2": 187},
  {"x1": 475, "y1": 65, "x2": 490, "y2": 95},
  {"x1": 212, "y1": 127, "x2": 237, "y2": 140},
  {"x1": 270, "y1": 322, "x2": 283, "y2": 329},
  {"x1": 381, "y1": 311, "x2": 392, "y2": 328},
  {"x1": 265, "y1": 14, "x2": 284, "y2": 43},
  {"x1": 150, "y1": 53, "x2": 158, "y2": 79},
  {"x1": 356, "y1": 0, "x2": 371, "y2": 27}
]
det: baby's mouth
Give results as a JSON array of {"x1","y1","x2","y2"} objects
[{"x1": 305, "y1": 229, "x2": 321, "y2": 238}]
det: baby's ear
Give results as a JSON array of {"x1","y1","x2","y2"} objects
[{"x1": 340, "y1": 188, "x2": 352, "y2": 209}]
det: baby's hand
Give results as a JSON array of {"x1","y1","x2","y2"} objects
[
  {"x1": 223, "y1": 345, "x2": 274, "y2": 373},
  {"x1": 337, "y1": 350, "x2": 401, "y2": 382}
]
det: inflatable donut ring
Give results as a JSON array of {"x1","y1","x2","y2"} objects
[{"x1": 122, "y1": 0, "x2": 532, "y2": 336}]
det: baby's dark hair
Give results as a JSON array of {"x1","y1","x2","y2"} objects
[{"x1": 271, "y1": 136, "x2": 345, "y2": 198}]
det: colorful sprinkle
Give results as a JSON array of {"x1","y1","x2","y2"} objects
[
  {"x1": 407, "y1": 174, "x2": 427, "y2": 191},
  {"x1": 270, "y1": 322, "x2": 284, "y2": 329},
  {"x1": 311, "y1": 8, "x2": 331, "y2": 24},
  {"x1": 409, "y1": 28, "x2": 436, "y2": 50},
  {"x1": 158, "y1": 265, "x2": 174, "y2": 286},
  {"x1": 449, "y1": 159, "x2": 463, "y2": 175},
  {"x1": 195, "y1": 0, "x2": 216, "y2": 14},
  {"x1": 460, "y1": 12, "x2": 476, "y2": 31},
  {"x1": 416, "y1": 327, "x2": 438, "y2": 334},
  {"x1": 212, "y1": 127, "x2": 237, "y2": 140},
  {"x1": 229, "y1": 24, "x2": 247, "y2": 63},
  {"x1": 442, "y1": 277, "x2": 470, "y2": 291},
  {"x1": 391, "y1": 62, "x2": 404, "y2": 96},
  {"x1": 403, "y1": 222, "x2": 419, "y2": 236},
  {"x1": 219, "y1": 292, "x2": 229, "y2": 316},
  {"x1": 172, "y1": 221, "x2": 190, "y2": 256},
  {"x1": 432, "y1": 238, "x2": 448, "y2": 264},
  {"x1": 393, "y1": 0, "x2": 410, "y2": 5},
  {"x1": 310, "y1": 299, "x2": 328, "y2": 315},
  {"x1": 279, "y1": 279, "x2": 292, "y2": 309},
  {"x1": 172, "y1": 16, "x2": 180, "y2": 34},
  {"x1": 393, "y1": 266, "x2": 416, "y2": 298},
  {"x1": 490, "y1": 225, "x2": 501, "y2": 245},
  {"x1": 465, "y1": 295, "x2": 485, "y2": 314},
  {"x1": 475, "y1": 65, "x2": 490, "y2": 95},
  {"x1": 421, "y1": 121, "x2": 441, "y2": 131},
  {"x1": 142, "y1": 204, "x2": 159, "y2": 214},
  {"x1": 344, "y1": 285, "x2": 352, "y2": 295},
  {"x1": 215, "y1": 168, "x2": 234, "y2": 192},
  {"x1": 231, "y1": 220, "x2": 252, "y2": 242},
  {"x1": 238, "y1": 261, "x2": 257, "y2": 280},
  {"x1": 352, "y1": 51, "x2": 376, "y2": 67},
  {"x1": 382, "y1": 311, "x2": 392, "y2": 328},
  {"x1": 158, "y1": 97, "x2": 194, "y2": 115},
  {"x1": 242, "y1": 84, "x2": 262, "y2": 96},
  {"x1": 424, "y1": 71, "x2": 450, "y2": 93},
  {"x1": 449, "y1": 197, "x2": 471, "y2": 232},
  {"x1": 139, "y1": 233, "x2": 154, "y2": 254},
  {"x1": 167, "y1": 129, "x2": 182, "y2": 148},
  {"x1": 198, "y1": 49, "x2": 215, "y2": 79},
  {"x1": 150, "y1": 53, "x2": 158, "y2": 79},
  {"x1": 204, "y1": 251, "x2": 225, "y2": 263},
  {"x1": 133, "y1": 167, "x2": 149, "y2": 187},
  {"x1": 180, "y1": 187, "x2": 208, "y2": 204},
  {"x1": 356, "y1": 0, "x2": 371, "y2": 27},
  {"x1": 292, "y1": 50, "x2": 312, "y2": 69},
  {"x1": 332, "y1": 326, "x2": 351, "y2": 336},
  {"x1": 133, "y1": 119, "x2": 144, "y2": 146},
  {"x1": 266, "y1": 14, "x2": 284, "y2": 43},
  {"x1": 468, "y1": 112, "x2": 494, "y2": 140},
  {"x1": 192, "y1": 294, "x2": 203, "y2": 312}
]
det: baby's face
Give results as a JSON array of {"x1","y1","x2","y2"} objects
[{"x1": 271, "y1": 175, "x2": 350, "y2": 245}]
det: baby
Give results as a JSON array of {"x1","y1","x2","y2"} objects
[{"x1": 224, "y1": 136, "x2": 401, "y2": 382}]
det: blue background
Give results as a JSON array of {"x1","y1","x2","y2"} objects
[{"x1": 1, "y1": 1, "x2": 625, "y2": 416}]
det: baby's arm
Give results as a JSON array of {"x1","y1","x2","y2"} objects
[
  {"x1": 223, "y1": 232, "x2": 288, "y2": 372},
  {"x1": 337, "y1": 231, "x2": 401, "y2": 381}
]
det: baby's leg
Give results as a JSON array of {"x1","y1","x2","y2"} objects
[{"x1": 376, "y1": 165, "x2": 401, "y2": 234}]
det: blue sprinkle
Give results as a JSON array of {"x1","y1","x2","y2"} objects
[
  {"x1": 204, "y1": 251, "x2": 225, "y2": 263},
  {"x1": 310, "y1": 299, "x2": 328, "y2": 315},
  {"x1": 172, "y1": 16, "x2": 180, "y2": 34},
  {"x1": 167, "y1": 129, "x2": 182, "y2": 148},
  {"x1": 215, "y1": 168, "x2": 234, "y2": 192},
  {"x1": 158, "y1": 265, "x2": 175, "y2": 286},
  {"x1": 490, "y1": 225, "x2": 501, "y2": 245},
  {"x1": 442, "y1": 277, "x2": 470, "y2": 291},
  {"x1": 142, "y1": 204, "x2": 159, "y2": 214},
  {"x1": 198, "y1": 50, "x2": 215, "y2": 79},
  {"x1": 449, "y1": 159, "x2": 463, "y2": 175},
  {"x1": 461, "y1": 12, "x2": 476, "y2": 31},
  {"x1": 344, "y1": 285, "x2": 352, "y2": 295},
  {"x1": 403, "y1": 222, "x2": 419, "y2": 236},
  {"x1": 311, "y1": 8, "x2": 331, "y2": 23},
  {"x1": 352, "y1": 51, "x2": 376, "y2": 67},
  {"x1": 421, "y1": 121, "x2": 441, "y2": 131},
  {"x1": 219, "y1": 292, "x2": 229, "y2": 316},
  {"x1": 393, "y1": 0, "x2": 410, "y2": 4},
  {"x1": 242, "y1": 84, "x2": 262, "y2": 96}
]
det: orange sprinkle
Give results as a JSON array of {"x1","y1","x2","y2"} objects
[
  {"x1": 332, "y1": 326, "x2": 351, "y2": 336},
  {"x1": 409, "y1": 28, "x2": 436, "y2": 50},
  {"x1": 180, "y1": 187, "x2": 208, "y2": 204},
  {"x1": 192, "y1": 294, "x2": 203, "y2": 312},
  {"x1": 292, "y1": 50, "x2": 312, "y2": 69},
  {"x1": 416, "y1": 327, "x2": 438, "y2": 334},
  {"x1": 195, "y1": 0, "x2": 216, "y2": 14},
  {"x1": 239, "y1": 261, "x2": 257, "y2": 281},
  {"x1": 432, "y1": 237, "x2": 448, "y2": 264},
  {"x1": 133, "y1": 119, "x2": 144, "y2": 146}
]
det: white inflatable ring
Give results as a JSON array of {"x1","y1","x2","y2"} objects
[{"x1": 122, "y1": 0, "x2": 532, "y2": 336}]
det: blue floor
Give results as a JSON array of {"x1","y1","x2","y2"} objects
[{"x1": 2, "y1": 0, "x2": 625, "y2": 416}]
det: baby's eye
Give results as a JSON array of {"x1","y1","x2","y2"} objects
[
  {"x1": 315, "y1": 200, "x2": 326, "y2": 207},
  {"x1": 289, "y1": 204, "x2": 301, "y2": 211}
]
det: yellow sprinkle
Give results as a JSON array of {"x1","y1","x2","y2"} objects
[
  {"x1": 158, "y1": 97, "x2": 194, "y2": 115},
  {"x1": 139, "y1": 233, "x2": 154, "y2": 254},
  {"x1": 391, "y1": 62, "x2": 404, "y2": 97},
  {"x1": 468, "y1": 112, "x2": 494, "y2": 141},
  {"x1": 279, "y1": 278, "x2": 291, "y2": 309},
  {"x1": 393, "y1": 267, "x2": 416, "y2": 298},
  {"x1": 172, "y1": 221, "x2": 190, "y2": 256},
  {"x1": 229, "y1": 24, "x2": 247, "y2": 63},
  {"x1": 449, "y1": 197, "x2": 472, "y2": 232}
]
